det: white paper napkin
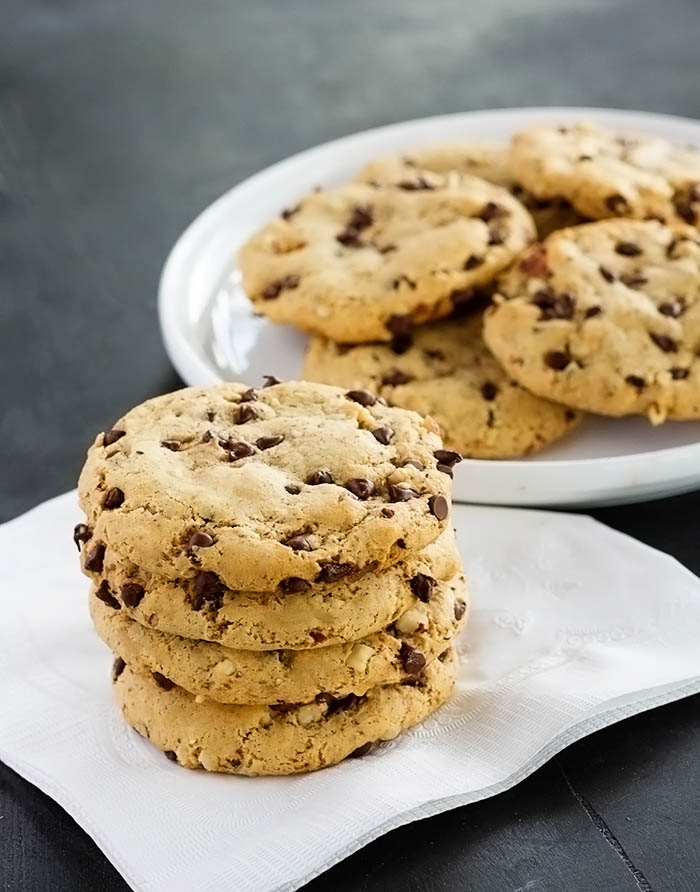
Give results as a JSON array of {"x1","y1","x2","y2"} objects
[{"x1": 2, "y1": 492, "x2": 700, "y2": 892}]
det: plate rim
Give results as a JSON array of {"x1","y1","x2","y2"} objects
[{"x1": 157, "y1": 105, "x2": 700, "y2": 487}]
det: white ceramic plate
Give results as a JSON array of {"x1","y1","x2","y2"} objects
[{"x1": 159, "y1": 106, "x2": 700, "y2": 508}]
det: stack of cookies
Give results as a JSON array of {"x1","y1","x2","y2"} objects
[
  {"x1": 239, "y1": 121, "x2": 700, "y2": 449},
  {"x1": 76, "y1": 379, "x2": 467, "y2": 775}
]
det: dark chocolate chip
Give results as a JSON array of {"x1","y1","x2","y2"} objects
[
  {"x1": 308, "y1": 469, "x2": 334, "y2": 485},
  {"x1": 599, "y1": 265, "x2": 615, "y2": 283},
  {"x1": 310, "y1": 629, "x2": 327, "y2": 643},
  {"x1": 345, "y1": 388, "x2": 376, "y2": 406},
  {"x1": 481, "y1": 381, "x2": 499, "y2": 401},
  {"x1": 387, "y1": 314, "x2": 413, "y2": 335},
  {"x1": 262, "y1": 375, "x2": 282, "y2": 387},
  {"x1": 337, "y1": 204, "x2": 373, "y2": 246},
  {"x1": 391, "y1": 332, "x2": 413, "y2": 354},
  {"x1": 615, "y1": 241, "x2": 642, "y2": 256},
  {"x1": 316, "y1": 562, "x2": 355, "y2": 583},
  {"x1": 121, "y1": 582, "x2": 145, "y2": 608},
  {"x1": 650, "y1": 333, "x2": 678, "y2": 353},
  {"x1": 95, "y1": 579, "x2": 120, "y2": 610},
  {"x1": 285, "y1": 484, "x2": 302, "y2": 494},
  {"x1": 280, "y1": 576, "x2": 311, "y2": 594},
  {"x1": 381, "y1": 507, "x2": 395, "y2": 518},
  {"x1": 202, "y1": 430, "x2": 215, "y2": 442},
  {"x1": 348, "y1": 741, "x2": 375, "y2": 758},
  {"x1": 226, "y1": 440, "x2": 256, "y2": 460},
  {"x1": 256, "y1": 434, "x2": 284, "y2": 450},
  {"x1": 410, "y1": 573, "x2": 436, "y2": 602},
  {"x1": 454, "y1": 600, "x2": 467, "y2": 620},
  {"x1": 433, "y1": 449, "x2": 462, "y2": 468},
  {"x1": 103, "y1": 429, "x2": 126, "y2": 446},
  {"x1": 532, "y1": 289, "x2": 575, "y2": 320},
  {"x1": 84, "y1": 543, "x2": 106, "y2": 573},
  {"x1": 403, "y1": 459, "x2": 424, "y2": 470},
  {"x1": 206, "y1": 410, "x2": 216, "y2": 421},
  {"x1": 605, "y1": 193, "x2": 630, "y2": 215},
  {"x1": 382, "y1": 369, "x2": 410, "y2": 387},
  {"x1": 73, "y1": 523, "x2": 92, "y2": 551},
  {"x1": 671, "y1": 367, "x2": 690, "y2": 380},
  {"x1": 397, "y1": 176, "x2": 435, "y2": 190},
  {"x1": 261, "y1": 274, "x2": 300, "y2": 300},
  {"x1": 388, "y1": 484, "x2": 419, "y2": 502},
  {"x1": 103, "y1": 487, "x2": 124, "y2": 509},
  {"x1": 282, "y1": 534, "x2": 312, "y2": 551},
  {"x1": 281, "y1": 204, "x2": 300, "y2": 220},
  {"x1": 161, "y1": 440, "x2": 181, "y2": 451},
  {"x1": 112, "y1": 657, "x2": 126, "y2": 682},
  {"x1": 659, "y1": 300, "x2": 685, "y2": 318},
  {"x1": 164, "y1": 750, "x2": 178, "y2": 762},
  {"x1": 450, "y1": 287, "x2": 475, "y2": 308},
  {"x1": 544, "y1": 350, "x2": 571, "y2": 371},
  {"x1": 585, "y1": 306, "x2": 602, "y2": 318},
  {"x1": 429, "y1": 494, "x2": 449, "y2": 520},
  {"x1": 620, "y1": 272, "x2": 647, "y2": 288},
  {"x1": 240, "y1": 388, "x2": 258, "y2": 402},
  {"x1": 189, "y1": 531, "x2": 215, "y2": 549},
  {"x1": 626, "y1": 375, "x2": 646, "y2": 390},
  {"x1": 488, "y1": 227, "x2": 505, "y2": 246},
  {"x1": 236, "y1": 404, "x2": 258, "y2": 424},
  {"x1": 152, "y1": 672, "x2": 175, "y2": 691},
  {"x1": 372, "y1": 426, "x2": 394, "y2": 444},
  {"x1": 673, "y1": 183, "x2": 700, "y2": 224},
  {"x1": 437, "y1": 464, "x2": 453, "y2": 477},
  {"x1": 345, "y1": 478, "x2": 375, "y2": 500},
  {"x1": 478, "y1": 201, "x2": 506, "y2": 222},
  {"x1": 391, "y1": 274, "x2": 416, "y2": 290},
  {"x1": 192, "y1": 571, "x2": 224, "y2": 610},
  {"x1": 463, "y1": 254, "x2": 484, "y2": 270},
  {"x1": 400, "y1": 642, "x2": 426, "y2": 675}
]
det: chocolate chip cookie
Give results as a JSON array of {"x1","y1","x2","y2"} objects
[
  {"x1": 78, "y1": 380, "x2": 454, "y2": 593},
  {"x1": 113, "y1": 648, "x2": 457, "y2": 775},
  {"x1": 304, "y1": 313, "x2": 580, "y2": 458},
  {"x1": 483, "y1": 220, "x2": 700, "y2": 421},
  {"x1": 510, "y1": 122, "x2": 700, "y2": 226},
  {"x1": 238, "y1": 174, "x2": 535, "y2": 342}
]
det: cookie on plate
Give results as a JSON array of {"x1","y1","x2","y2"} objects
[
  {"x1": 78, "y1": 380, "x2": 453, "y2": 593},
  {"x1": 358, "y1": 142, "x2": 583, "y2": 239},
  {"x1": 85, "y1": 528, "x2": 461, "y2": 651},
  {"x1": 238, "y1": 173, "x2": 535, "y2": 342},
  {"x1": 91, "y1": 566, "x2": 467, "y2": 704},
  {"x1": 483, "y1": 220, "x2": 700, "y2": 422},
  {"x1": 113, "y1": 648, "x2": 457, "y2": 775},
  {"x1": 304, "y1": 313, "x2": 581, "y2": 459},
  {"x1": 510, "y1": 122, "x2": 700, "y2": 226}
]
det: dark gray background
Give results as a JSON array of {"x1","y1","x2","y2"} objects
[{"x1": 1, "y1": 1, "x2": 699, "y2": 890}]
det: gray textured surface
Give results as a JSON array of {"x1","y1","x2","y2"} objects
[{"x1": 2, "y1": 1, "x2": 700, "y2": 890}]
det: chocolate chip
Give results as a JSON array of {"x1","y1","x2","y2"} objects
[
  {"x1": 429, "y1": 494, "x2": 449, "y2": 520},
  {"x1": 281, "y1": 204, "x2": 300, "y2": 220},
  {"x1": 345, "y1": 478, "x2": 375, "y2": 500},
  {"x1": 282, "y1": 534, "x2": 312, "y2": 551},
  {"x1": 463, "y1": 254, "x2": 484, "y2": 270},
  {"x1": 599, "y1": 265, "x2": 615, "y2": 283},
  {"x1": 403, "y1": 459, "x2": 424, "y2": 470},
  {"x1": 73, "y1": 523, "x2": 92, "y2": 551},
  {"x1": 671, "y1": 367, "x2": 689, "y2": 380},
  {"x1": 240, "y1": 388, "x2": 257, "y2": 402},
  {"x1": 310, "y1": 629, "x2": 327, "y2": 644},
  {"x1": 565, "y1": 409, "x2": 577, "y2": 422},
  {"x1": 192, "y1": 571, "x2": 224, "y2": 610},
  {"x1": 381, "y1": 507, "x2": 395, "y2": 518},
  {"x1": 481, "y1": 381, "x2": 499, "y2": 401},
  {"x1": 391, "y1": 332, "x2": 413, "y2": 354},
  {"x1": 308, "y1": 469, "x2": 333, "y2": 485},
  {"x1": 519, "y1": 245, "x2": 548, "y2": 276},
  {"x1": 226, "y1": 440, "x2": 256, "y2": 459},
  {"x1": 605, "y1": 193, "x2": 630, "y2": 215},
  {"x1": 650, "y1": 333, "x2": 678, "y2": 353},
  {"x1": 585, "y1": 306, "x2": 602, "y2": 318},
  {"x1": 673, "y1": 183, "x2": 700, "y2": 224},
  {"x1": 262, "y1": 375, "x2": 282, "y2": 387},
  {"x1": 615, "y1": 241, "x2": 642, "y2": 256},
  {"x1": 103, "y1": 487, "x2": 124, "y2": 509},
  {"x1": 152, "y1": 672, "x2": 175, "y2": 691},
  {"x1": 397, "y1": 176, "x2": 435, "y2": 190},
  {"x1": 285, "y1": 484, "x2": 301, "y2": 494},
  {"x1": 202, "y1": 430, "x2": 215, "y2": 442},
  {"x1": 236, "y1": 404, "x2": 258, "y2": 424},
  {"x1": 578, "y1": 154, "x2": 593, "y2": 161},
  {"x1": 391, "y1": 274, "x2": 416, "y2": 290},
  {"x1": 437, "y1": 464, "x2": 453, "y2": 477},
  {"x1": 620, "y1": 273, "x2": 647, "y2": 288},
  {"x1": 659, "y1": 300, "x2": 685, "y2": 318},
  {"x1": 280, "y1": 576, "x2": 311, "y2": 594},
  {"x1": 316, "y1": 562, "x2": 355, "y2": 583},
  {"x1": 346, "y1": 388, "x2": 376, "y2": 406},
  {"x1": 450, "y1": 288, "x2": 475, "y2": 308},
  {"x1": 544, "y1": 350, "x2": 571, "y2": 371},
  {"x1": 261, "y1": 274, "x2": 300, "y2": 300},
  {"x1": 400, "y1": 642, "x2": 426, "y2": 675},
  {"x1": 189, "y1": 530, "x2": 215, "y2": 549},
  {"x1": 112, "y1": 657, "x2": 126, "y2": 682},
  {"x1": 103, "y1": 429, "x2": 125, "y2": 446},
  {"x1": 164, "y1": 750, "x2": 178, "y2": 762},
  {"x1": 161, "y1": 439, "x2": 181, "y2": 451},
  {"x1": 388, "y1": 484, "x2": 419, "y2": 502},
  {"x1": 454, "y1": 600, "x2": 467, "y2": 620},
  {"x1": 372, "y1": 426, "x2": 394, "y2": 445},
  {"x1": 256, "y1": 435, "x2": 284, "y2": 450},
  {"x1": 337, "y1": 204, "x2": 373, "y2": 246},
  {"x1": 626, "y1": 375, "x2": 646, "y2": 390},
  {"x1": 95, "y1": 579, "x2": 120, "y2": 609},
  {"x1": 410, "y1": 573, "x2": 436, "y2": 602},
  {"x1": 387, "y1": 314, "x2": 413, "y2": 336},
  {"x1": 433, "y1": 449, "x2": 462, "y2": 468},
  {"x1": 378, "y1": 243, "x2": 397, "y2": 254},
  {"x1": 532, "y1": 289, "x2": 575, "y2": 320},
  {"x1": 317, "y1": 691, "x2": 360, "y2": 716},
  {"x1": 488, "y1": 227, "x2": 505, "y2": 246},
  {"x1": 121, "y1": 582, "x2": 145, "y2": 608},
  {"x1": 348, "y1": 742, "x2": 375, "y2": 758},
  {"x1": 478, "y1": 201, "x2": 506, "y2": 222},
  {"x1": 84, "y1": 543, "x2": 105, "y2": 573},
  {"x1": 206, "y1": 410, "x2": 216, "y2": 421}
]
